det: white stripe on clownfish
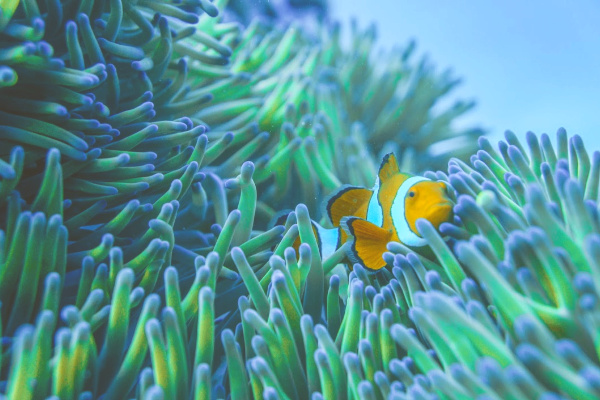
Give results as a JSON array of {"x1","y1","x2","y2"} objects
[
  {"x1": 366, "y1": 177, "x2": 383, "y2": 227},
  {"x1": 390, "y1": 176, "x2": 430, "y2": 247},
  {"x1": 315, "y1": 223, "x2": 340, "y2": 260}
]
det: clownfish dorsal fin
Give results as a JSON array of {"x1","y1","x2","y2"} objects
[
  {"x1": 378, "y1": 153, "x2": 401, "y2": 182},
  {"x1": 342, "y1": 216, "x2": 392, "y2": 272},
  {"x1": 325, "y1": 185, "x2": 373, "y2": 227}
]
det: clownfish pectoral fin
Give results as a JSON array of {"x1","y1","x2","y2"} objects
[
  {"x1": 341, "y1": 217, "x2": 392, "y2": 272},
  {"x1": 378, "y1": 153, "x2": 400, "y2": 182},
  {"x1": 325, "y1": 185, "x2": 373, "y2": 227}
]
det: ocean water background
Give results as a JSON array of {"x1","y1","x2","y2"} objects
[{"x1": 330, "y1": 0, "x2": 600, "y2": 150}]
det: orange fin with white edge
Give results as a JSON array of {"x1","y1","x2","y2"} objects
[
  {"x1": 342, "y1": 216, "x2": 392, "y2": 272},
  {"x1": 325, "y1": 185, "x2": 372, "y2": 227},
  {"x1": 378, "y1": 153, "x2": 400, "y2": 182}
]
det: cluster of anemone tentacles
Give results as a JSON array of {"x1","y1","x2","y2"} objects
[
  {"x1": 206, "y1": 129, "x2": 600, "y2": 400},
  {"x1": 7, "y1": 0, "x2": 599, "y2": 400}
]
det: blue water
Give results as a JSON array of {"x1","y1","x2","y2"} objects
[{"x1": 331, "y1": 0, "x2": 600, "y2": 151}]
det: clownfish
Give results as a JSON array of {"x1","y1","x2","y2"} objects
[{"x1": 287, "y1": 153, "x2": 454, "y2": 272}]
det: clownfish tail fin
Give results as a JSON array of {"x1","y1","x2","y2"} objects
[
  {"x1": 341, "y1": 216, "x2": 392, "y2": 272},
  {"x1": 285, "y1": 219, "x2": 324, "y2": 258},
  {"x1": 269, "y1": 209, "x2": 295, "y2": 229}
]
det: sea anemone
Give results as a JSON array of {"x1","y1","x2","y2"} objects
[
  {"x1": 9, "y1": 0, "x2": 594, "y2": 399},
  {"x1": 207, "y1": 129, "x2": 600, "y2": 399}
]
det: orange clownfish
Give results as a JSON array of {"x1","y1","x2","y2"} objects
[{"x1": 305, "y1": 153, "x2": 454, "y2": 272}]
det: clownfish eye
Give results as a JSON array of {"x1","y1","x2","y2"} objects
[{"x1": 408, "y1": 191, "x2": 416, "y2": 198}]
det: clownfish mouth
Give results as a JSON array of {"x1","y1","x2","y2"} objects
[
  {"x1": 425, "y1": 201, "x2": 454, "y2": 229},
  {"x1": 427, "y1": 201, "x2": 454, "y2": 213}
]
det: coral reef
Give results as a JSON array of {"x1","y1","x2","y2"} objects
[{"x1": 5, "y1": 1, "x2": 597, "y2": 400}]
